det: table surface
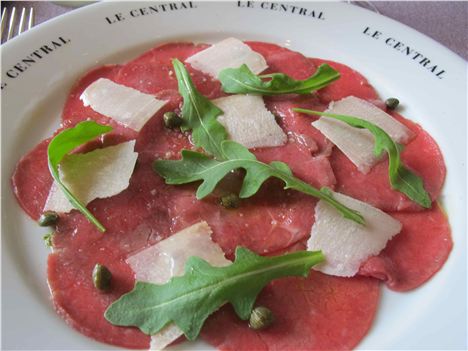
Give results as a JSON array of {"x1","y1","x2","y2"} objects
[{"x1": 1, "y1": 1, "x2": 467, "y2": 60}]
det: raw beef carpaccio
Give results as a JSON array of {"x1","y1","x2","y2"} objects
[
  {"x1": 11, "y1": 41, "x2": 451, "y2": 349},
  {"x1": 202, "y1": 271, "x2": 380, "y2": 351}
]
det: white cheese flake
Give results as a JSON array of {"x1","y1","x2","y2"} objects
[
  {"x1": 312, "y1": 96, "x2": 413, "y2": 173},
  {"x1": 307, "y1": 191, "x2": 402, "y2": 277},
  {"x1": 186, "y1": 37, "x2": 268, "y2": 78},
  {"x1": 80, "y1": 78, "x2": 167, "y2": 131},
  {"x1": 149, "y1": 326, "x2": 186, "y2": 351},
  {"x1": 44, "y1": 140, "x2": 138, "y2": 213},
  {"x1": 126, "y1": 221, "x2": 230, "y2": 350},
  {"x1": 213, "y1": 95, "x2": 287, "y2": 148}
]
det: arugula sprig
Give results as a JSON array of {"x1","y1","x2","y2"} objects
[
  {"x1": 293, "y1": 108, "x2": 431, "y2": 208},
  {"x1": 218, "y1": 63, "x2": 340, "y2": 95},
  {"x1": 154, "y1": 61, "x2": 364, "y2": 224},
  {"x1": 155, "y1": 141, "x2": 365, "y2": 224},
  {"x1": 47, "y1": 121, "x2": 112, "y2": 232},
  {"x1": 173, "y1": 59, "x2": 227, "y2": 159},
  {"x1": 105, "y1": 247, "x2": 324, "y2": 340}
]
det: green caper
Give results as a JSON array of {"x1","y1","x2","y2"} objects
[
  {"x1": 385, "y1": 97, "x2": 400, "y2": 110},
  {"x1": 220, "y1": 193, "x2": 240, "y2": 209},
  {"x1": 92, "y1": 263, "x2": 112, "y2": 291},
  {"x1": 163, "y1": 111, "x2": 184, "y2": 129},
  {"x1": 249, "y1": 306, "x2": 274, "y2": 330},
  {"x1": 38, "y1": 211, "x2": 59, "y2": 227}
]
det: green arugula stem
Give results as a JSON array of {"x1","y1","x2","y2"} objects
[
  {"x1": 154, "y1": 61, "x2": 365, "y2": 225},
  {"x1": 219, "y1": 63, "x2": 340, "y2": 95},
  {"x1": 47, "y1": 121, "x2": 113, "y2": 232},
  {"x1": 105, "y1": 247, "x2": 324, "y2": 340},
  {"x1": 173, "y1": 59, "x2": 227, "y2": 159},
  {"x1": 293, "y1": 108, "x2": 431, "y2": 208},
  {"x1": 154, "y1": 142, "x2": 365, "y2": 225}
]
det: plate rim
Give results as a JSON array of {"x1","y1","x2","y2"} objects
[{"x1": 2, "y1": 1, "x2": 466, "y2": 350}]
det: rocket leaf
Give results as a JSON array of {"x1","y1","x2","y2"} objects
[
  {"x1": 218, "y1": 63, "x2": 340, "y2": 95},
  {"x1": 105, "y1": 247, "x2": 325, "y2": 340},
  {"x1": 155, "y1": 61, "x2": 364, "y2": 224},
  {"x1": 173, "y1": 58, "x2": 227, "y2": 159},
  {"x1": 154, "y1": 141, "x2": 365, "y2": 224},
  {"x1": 293, "y1": 108, "x2": 431, "y2": 208},
  {"x1": 47, "y1": 120, "x2": 112, "y2": 232}
]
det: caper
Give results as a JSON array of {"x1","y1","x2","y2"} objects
[
  {"x1": 385, "y1": 97, "x2": 400, "y2": 110},
  {"x1": 249, "y1": 306, "x2": 274, "y2": 330},
  {"x1": 92, "y1": 263, "x2": 112, "y2": 291},
  {"x1": 163, "y1": 111, "x2": 184, "y2": 129},
  {"x1": 38, "y1": 211, "x2": 59, "y2": 227},
  {"x1": 220, "y1": 193, "x2": 240, "y2": 209}
]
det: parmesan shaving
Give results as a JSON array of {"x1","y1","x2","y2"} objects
[
  {"x1": 312, "y1": 96, "x2": 413, "y2": 173},
  {"x1": 126, "y1": 221, "x2": 230, "y2": 350},
  {"x1": 213, "y1": 95, "x2": 287, "y2": 148},
  {"x1": 80, "y1": 78, "x2": 167, "y2": 131},
  {"x1": 186, "y1": 37, "x2": 268, "y2": 78},
  {"x1": 307, "y1": 191, "x2": 402, "y2": 277},
  {"x1": 44, "y1": 140, "x2": 138, "y2": 213}
]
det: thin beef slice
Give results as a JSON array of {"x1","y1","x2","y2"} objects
[{"x1": 202, "y1": 271, "x2": 380, "y2": 351}]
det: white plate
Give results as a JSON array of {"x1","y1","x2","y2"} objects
[{"x1": 2, "y1": 2, "x2": 466, "y2": 350}]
